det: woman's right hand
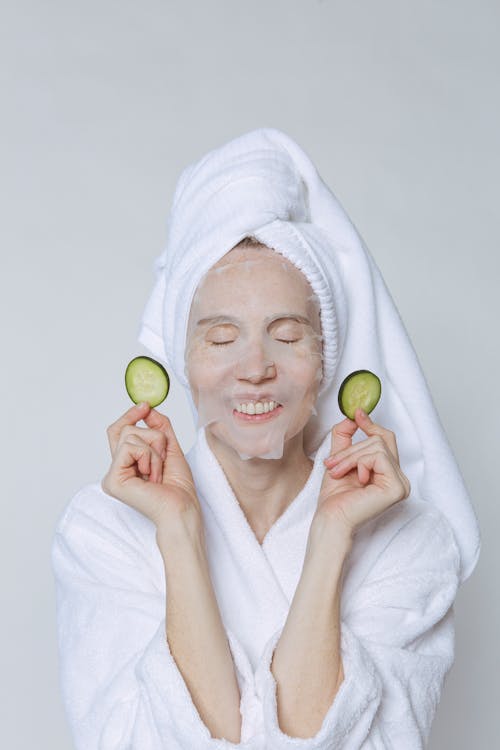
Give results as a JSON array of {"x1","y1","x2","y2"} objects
[{"x1": 101, "y1": 402, "x2": 203, "y2": 534}]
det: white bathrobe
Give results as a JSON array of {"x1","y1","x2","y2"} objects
[{"x1": 52, "y1": 425, "x2": 462, "y2": 749}]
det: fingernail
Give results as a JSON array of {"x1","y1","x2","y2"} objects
[{"x1": 358, "y1": 408, "x2": 366, "y2": 417}]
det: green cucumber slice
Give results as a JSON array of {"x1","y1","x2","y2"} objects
[
  {"x1": 125, "y1": 356, "x2": 170, "y2": 408},
  {"x1": 338, "y1": 369, "x2": 381, "y2": 420}
]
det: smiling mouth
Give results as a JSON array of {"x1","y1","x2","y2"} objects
[
  {"x1": 233, "y1": 404, "x2": 284, "y2": 422},
  {"x1": 234, "y1": 400, "x2": 282, "y2": 414}
]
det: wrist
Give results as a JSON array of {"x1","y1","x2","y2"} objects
[
  {"x1": 307, "y1": 510, "x2": 354, "y2": 562},
  {"x1": 155, "y1": 507, "x2": 205, "y2": 558}
]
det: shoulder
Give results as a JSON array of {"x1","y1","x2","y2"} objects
[
  {"x1": 379, "y1": 498, "x2": 461, "y2": 572},
  {"x1": 54, "y1": 481, "x2": 156, "y2": 539},
  {"x1": 343, "y1": 498, "x2": 462, "y2": 601},
  {"x1": 52, "y1": 482, "x2": 161, "y2": 588},
  {"x1": 342, "y1": 500, "x2": 462, "y2": 647}
]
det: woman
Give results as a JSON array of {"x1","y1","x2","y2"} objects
[{"x1": 52, "y1": 128, "x2": 481, "y2": 749}]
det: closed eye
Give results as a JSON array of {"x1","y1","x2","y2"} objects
[{"x1": 211, "y1": 339, "x2": 299, "y2": 347}]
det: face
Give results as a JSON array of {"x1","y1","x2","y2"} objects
[{"x1": 184, "y1": 245, "x2": 324, "y2": 460}]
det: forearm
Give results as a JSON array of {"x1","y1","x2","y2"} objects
[
  {"x1": 156, "y1": 517, "x2": 242, "y2": 743},
  {"x1": 270, "y1": 517, "x2": 353, "y2": 739}
]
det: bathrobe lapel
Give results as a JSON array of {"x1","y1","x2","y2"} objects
[{"x1": 185, "y1": 427, "x2": 332, "y2": 670}]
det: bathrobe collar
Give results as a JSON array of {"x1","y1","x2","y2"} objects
[
  {"x1": 184, "y1": 426, "x2": 331, "y2": 666},
  {"x1": 183, "y1": 424, "x2": 433, "y2": 669}
]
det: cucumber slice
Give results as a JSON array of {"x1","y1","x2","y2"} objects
[
  {"x1": 125, "y1": 356, "x2": 170, "y2": 408},
  {"x1": 338, "y1": 369, "x2": 381, "y2": 420}
]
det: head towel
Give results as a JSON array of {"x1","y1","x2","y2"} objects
[{"x1": 138, "y1": 127, "x2": 480, "y2": 584}]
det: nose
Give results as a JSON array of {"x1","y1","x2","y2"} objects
[{"x1": 236, "y1": 340, "x2": 276, "y2": 382}]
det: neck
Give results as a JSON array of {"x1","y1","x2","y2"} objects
[{"x1": 204, "y1": 427, "x2": 314, "y2": 543}]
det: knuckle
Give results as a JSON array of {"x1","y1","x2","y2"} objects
[
  {"x1": 101, "y1": 476, "x2": 114, "y2": 496},
  {"x1": 121, "y1": 436, "x2": 138, "y2": 450},
  {"x1": 399, "y1": 476, "x2": 411, "y2": 499},
  {"x1": 121, "y1": 425, "x2": 137, "y2": 439}
]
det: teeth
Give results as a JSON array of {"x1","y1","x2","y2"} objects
[{"x1": 236, "y1": 401, "x2": 279, "y2": 414}]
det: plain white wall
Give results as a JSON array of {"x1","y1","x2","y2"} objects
[{"x1": 2, "y1": 0, "x2": 497, "y2": 746}]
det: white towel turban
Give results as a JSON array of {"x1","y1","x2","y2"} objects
[{"x1": 137, "y1": 127, "x2": 480, "y2": 583}]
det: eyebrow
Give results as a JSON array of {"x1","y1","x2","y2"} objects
[{"x1": 195, "y1": 313, "x2": 312, "y2": 327}]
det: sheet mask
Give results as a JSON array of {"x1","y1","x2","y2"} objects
[{"x1": 184, "y1": 256, "x2": 323, "y2": 460}]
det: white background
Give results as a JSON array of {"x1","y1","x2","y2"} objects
[{"x1": 2, "y1": 0, "x2": 497, "y2": 747}]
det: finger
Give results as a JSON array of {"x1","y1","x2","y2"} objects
[
  {"x1": 358, "y1": 462, "x2": 371, "y2": 485},
  {"x1": 104, "y1": 443, "x2": 158, "y2": 518},
  {"x1": 107, "y1": 402, "x2": 151, "y2": 455},
  {"x1": 119, "y1": 435, "x2": 164, "y2": 482},
  {"x1": 331, "y1": 450, "x2": 408, "y2": 502},
  {"x1": 119, "y1": 412, "x2": 188, "y2": 486},
  {"x1": 156, "y1": 416, "x2": 191, "y2": 482},
  {"x1": 150, "y1": 448, "x2": 165, "y2": 483},
  {"x1": 144, "y1": 411, "x2": 184, "y2": 463},
  {"x1": 142, "y1": 407, "x2": 172, "y2": 433},
  {"x1": 353, "y1": 409, "x2": 400, "y2": 463},
  {"x1": 330, "y1": 417, "x2": 359, "y2": 455},
  {"x1": 132, "y1": 443, "x2": 163, "y2": 483},
  {"x1": 117, "y1": 425, "x2": 167, "y2": 463},
  {"x1": 116, "y1": 437, "x2": 152, "y2": 475},
  {"x1": 324, "y1": 436, "x2": 391, "y2": 467},
  {"x1": 135, "y1": 444, "x2": 151, "y2": 478},
  {"x1": 329, "y1": 448, "x2": 392, "y2": 480}
]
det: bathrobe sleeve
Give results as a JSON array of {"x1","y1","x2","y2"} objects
[
  {"x1": 253, "y1": 504, "x2": 463, "y2": 749},
  {"x1": 51, "y1": 484, "x2": 264, "y2": 750}
]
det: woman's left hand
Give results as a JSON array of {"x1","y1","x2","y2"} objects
[{"x1": 315, "y1": 408, "x2": 411, "y2": 538}]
